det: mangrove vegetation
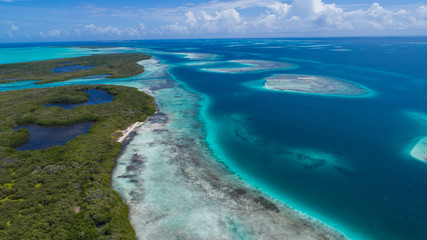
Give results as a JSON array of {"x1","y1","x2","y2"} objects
[
  {"x1": 0, "y1": 85, "x2": 156, "y2": 239},
  {"x1": 0, "y1": 53, "x2": 150, "y2": 84}
]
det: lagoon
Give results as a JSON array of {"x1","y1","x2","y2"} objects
[
  {"x1": 14, "y1": 122, "x2": 92, "y2": 151},
  {"x1": 45, "y1": 89, "x2": 114, "y2": 109}
]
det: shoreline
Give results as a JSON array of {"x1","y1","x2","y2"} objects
[
  {"x1": 116, "y1": 109, "x2": 158, "y2": 147},
  {"x1": 117, "y1": 122, "x2": 143, "y2": 143},
  {"x1": 112, "y1": 107, "x2": 348, "y2": 239},
  {"x1": 111, "y1": 74, "x2": 348, "y2": 239}
]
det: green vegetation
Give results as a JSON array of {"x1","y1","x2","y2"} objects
[
  {"x1": 0, "y1": 85, "x2": 156, "y2": 239},
  {"x1": 0, "y1": 53, "x2": 150, "y2": 84}
]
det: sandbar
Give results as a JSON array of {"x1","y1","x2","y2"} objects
[
  {"x1": 410, "y1": 137, "x2": 427, "y2": 162},
  {"x1": 264, "y1": 74, "x2": 369, "y2": 96},
  {"x1": 178, "y1": 52, "x2": 219, "y2": 60},
  {"x1": 203, "y1": 60, "x2": 295, "y2": 73}
]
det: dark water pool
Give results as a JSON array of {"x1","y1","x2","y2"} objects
[
  {"x1": 45, "y1": 89, "x2": 114, "y2": 109},
  {"x1": 50, "y1": 64, "x2": 94, "y2": 73},
  {"x1": 14, "y1": 122, "x2": 93, "y2": 151}
]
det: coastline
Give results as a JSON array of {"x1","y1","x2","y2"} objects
[
  {"x1": 117, "y1": 122, "x2": 143, "y2": 143},
  {"x1": 111, "y1": 72, "x2": 348, "y2": 239},
  {"x1": 112, "y1": 107, "x2": 347, "y2": 240},
  {"x1": 116, "y1": 107, "x2": 158, "y2": 147},
  {"x1": 0, "y1": 85, "x2": 155, "y2": 239}
]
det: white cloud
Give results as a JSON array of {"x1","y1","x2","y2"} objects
[
  {"x1": 156, "y1": 0, "x2": 427, "y2": 36},
  {"x1": 10, "y1": 24, "x2": 18, "y2": 31},
  {"x1": 139, "y1": 23, "x2": 146, "y2": 31},
  {"x1": 48, "y1": 29, "x2": 61, "y2": 37},
  {"x1": 162, "y1": 22, "x2": 189, "y2": 34},
  {"x1": 82, "y1": 23, "x2": 144, "y2": 36},
  {"x1": 162, "y1": 8, "x2": 246, "y2": 35},
  {"x1": 5, "y1": 24, "x2": 19, "y2": 37},
  {"x1": 417, "y1": 6, "x2": 427, "y2": 19},
  {"x1": 4, "y1": 0, "x2": 427, "y2": 40}
]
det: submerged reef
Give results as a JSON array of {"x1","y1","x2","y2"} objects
[
  {"x1": 112, "y1": 58, "x2": 347, "y2": 240},
  {"x1": 113, "y1": 108, "x2": 347, "y2": 240},
  {"x1": 264, "y1": 74, "x2": 369, "y2": 96},
  {"x1": 274, "y1": 148, "x2": 353, "y2": 174}
]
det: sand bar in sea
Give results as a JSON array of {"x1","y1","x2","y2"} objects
[
  {"x1": 264, "y1": 74, "x2": 369, "y2": 96},
  {"x1": 411, "y1": 137, "x2": 427, "y2": 163}
]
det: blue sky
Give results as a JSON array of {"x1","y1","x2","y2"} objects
[{"x1": 1, "y1": 0, "x2": 427, "y2": 42}]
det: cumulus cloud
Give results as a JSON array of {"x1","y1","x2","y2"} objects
[
  {"x1": 48, "y1": 29, "x2": 61, "y2": 37},
  {"x1": 82, "y1": 23, "x2": 143, "y2": 36},
  {"x1": 139, "y1": 23, "x2": 146, "y2": 31},
  {"x1": 4, "y1": 0, "x2": 427, "y2": 40},
  {"x1": 157, "y1": 0, "x2": 427, "y2": 36},
  {"x1": 162, "y1": 8, "x2": 246, "y2": 35},
  {"x1": 39, "y1": 31, "x2": 46, "y2": 38},
  {"x1": 162, "y1": 22, "x2": 189, "y2": 34},
  {"x1": 10, "y1": 24, "x2": 18, "y2": 31},
  {"x1": 5, "y1": 24, "x2": 19, "y2": 37}
]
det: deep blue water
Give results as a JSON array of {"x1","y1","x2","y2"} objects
[
  {"x1": 14, "y1": 122, "x2": 92, "y2": 151},
  {"x1": 45, "y1": 89, "x2": 114, "y2": 109},
  {"x1": 1, "y1": 37, "x2": 427, "y2": 240}
]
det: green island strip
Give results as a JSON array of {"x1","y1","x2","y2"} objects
[
  {"x1": 0, "y1": 85, "x2": 156, "y2": 239},
  {"x1": 0, "y1": 53, "x2": 150, "y2": 84}
]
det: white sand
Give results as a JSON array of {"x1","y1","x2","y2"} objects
[
  {"x1": 264, "y1": 74, "x2": 368, "y2": 96},
  {"x1": 410, "y1": 137, "x2": 427, "y2": 162},
  {"x1": 117, "y1": 122, "x2": 143, "y2": 143},
  {"x1": 203, "y1": 60, "x2": 294, "y2": 73}
]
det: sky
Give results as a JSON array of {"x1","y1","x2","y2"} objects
[{"x1": 1, "y1": 0, "x2": 427, "y2": 42}]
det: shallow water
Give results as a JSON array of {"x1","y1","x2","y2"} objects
[{"x1": 1, "y1": 37, "x2": 427, "y2": 240}]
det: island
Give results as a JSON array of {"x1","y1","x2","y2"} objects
[
  {"x1": 0, "y1": 85, "x2": 156, "y2": 239},
  {"x1": 264, "y1": 74, "x2": 369, "y2": 96},
  {"x1": 0, "y1": 53, "x2": 150, "y2": 84}
]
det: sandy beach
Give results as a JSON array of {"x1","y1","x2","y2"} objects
[
  {"x1": 117, "y1": 109, "x2": 158, "y2": 144},
  {"x1": 117, "y1": 122, "x2": 144, "y2": 143}
]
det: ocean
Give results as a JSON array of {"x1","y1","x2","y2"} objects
[{"x1": 1, "y1": 37, "x2": 427, "y2": 240}]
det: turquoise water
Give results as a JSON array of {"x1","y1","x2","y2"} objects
[
  {"x1": 0, "y1": 46, "x2": 95, "y2": 64},
  {"x1": 1, "y1": 38, "x2": 427, "y2": 239}
]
